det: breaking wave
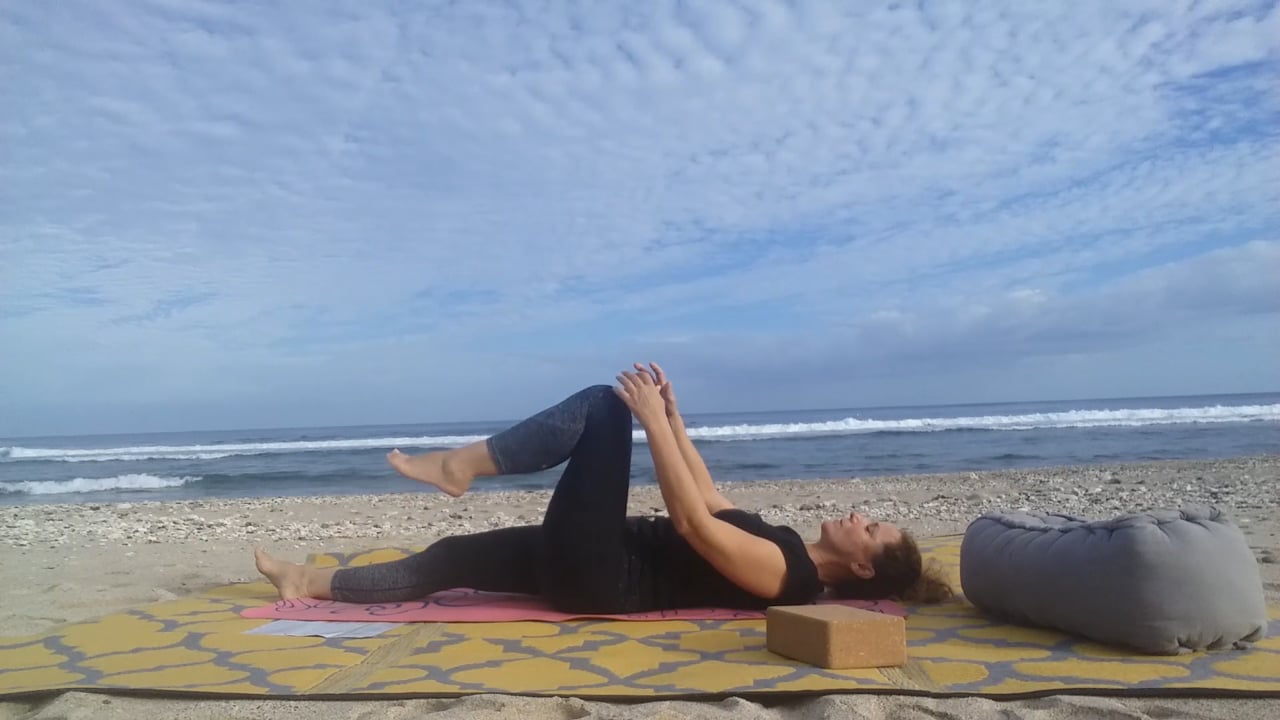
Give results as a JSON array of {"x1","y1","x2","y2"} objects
[{"x1": 3, "y1": 403, "x2": 1275, "y2": 462}]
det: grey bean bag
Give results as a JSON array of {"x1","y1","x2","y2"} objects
[{"x1": 960, "y1": 506, "x2": 1267, "y2": 654}]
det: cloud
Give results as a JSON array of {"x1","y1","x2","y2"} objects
[
  {"x1": 0, "y1": 0, "x2": 1277, "y2": 434},
  {"x1": 596, "y1": 238, "x2": 1279, "y2": 369}
]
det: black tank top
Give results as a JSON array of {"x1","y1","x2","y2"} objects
[{"x1": 623, "y1": 508, "x2": 823, "y2": 611}]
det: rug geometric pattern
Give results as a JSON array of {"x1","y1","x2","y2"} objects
[{"x1": 2, "y1": 535, "x2": 1277, "y2": 700}]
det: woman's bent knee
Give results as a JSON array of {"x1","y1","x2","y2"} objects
[{"x1": 580, "y1": 384, "x2": 627, "y2": 416}]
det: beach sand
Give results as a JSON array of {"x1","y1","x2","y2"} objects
[{"x1": 2, "y1": 456, "x2": 1277, "y2": 719}]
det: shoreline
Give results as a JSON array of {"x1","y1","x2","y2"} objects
[
  {"x1": 3, "y1": 456, "x2": 1277, "y2": 719},
  {"x1": 3, "y1": 455, "x2": 1276, "y2": 547}
]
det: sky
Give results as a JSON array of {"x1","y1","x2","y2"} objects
[{"x1": 1, "y1": 0, "x2": 1278, "y2": 437}]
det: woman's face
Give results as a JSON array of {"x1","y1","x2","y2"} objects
[{"x1": 819, "y1": 511, "x2": 902, "y2": 576}]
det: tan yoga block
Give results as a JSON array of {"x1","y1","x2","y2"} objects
[{"x1": 765, "y1": 604, "x2": 907, "y2": 669}]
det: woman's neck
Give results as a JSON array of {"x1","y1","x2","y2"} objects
[{"x1": 804, "y1": 542, "x2": 849, "y2": 586}]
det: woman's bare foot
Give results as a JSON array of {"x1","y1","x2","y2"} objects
[
  {"x1": 254, "y1": 547, "x2": 311, "y2": 600},
  {"x1": 386, "y1": 448, "x2": 472, "y2": 497}
]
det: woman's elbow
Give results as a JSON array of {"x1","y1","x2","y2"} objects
[
  {"x1": 671, "y1": 515, "x2": 696, "y2": 538},
  {"x1": 671, "y1": 509, "x2": 712, "y2": 540}
]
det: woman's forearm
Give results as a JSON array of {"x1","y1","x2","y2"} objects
[
  {"x1": 642, "y1": 419, "x2": 711, "y2": 534},
  {"x1": 667, "y1": 413, "x2": 721, "y2": 501}
]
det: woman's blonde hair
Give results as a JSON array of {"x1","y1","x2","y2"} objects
[{"x1": 831, "y1": 531, "x2": 954, "y2": 603}]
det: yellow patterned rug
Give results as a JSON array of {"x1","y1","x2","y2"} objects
[{"x1": 2, "y1": 535, "x2": 1277, "y2": 700}]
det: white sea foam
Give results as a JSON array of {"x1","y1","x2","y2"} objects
[
  {"x1": 51, "y1": 452, "x2": 237, "y2": 463},
  {"x1": 685, "y1": 403, "x2": 1280, "y2": 441},
  {"x1": 0, "y1": 473, "x2": 199, "y2": 495},
  {"x1": 0, "y1": 435, "x2": 490, "y2": 463},
  {"x1": 2, "y1": 403, "x2": 1275, "y2": 462}
]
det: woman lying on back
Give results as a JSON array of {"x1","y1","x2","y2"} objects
[{"x1": 255, "y1": 363, "x2": 952, "y2": 612}]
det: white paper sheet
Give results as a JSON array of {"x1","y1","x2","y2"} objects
[{"x1": 245, "y1": 620, "x2": 399, "y2": 638}]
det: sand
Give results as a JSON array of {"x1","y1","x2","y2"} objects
[{"x1": 2, "y1": 456, "x2": 1278, "y2": 719}]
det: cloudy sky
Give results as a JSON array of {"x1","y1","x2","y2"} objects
[{"x1": 2, "y1": 1, "x2": 1278, "y2": 437}]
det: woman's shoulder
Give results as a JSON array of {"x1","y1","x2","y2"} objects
[
  {"x1": 713, "y1": 508, "x2": 803, "y2": 543},
  {"x1": 712, "y1": 507, "x2": 768, "y2": 529},
  {"x1": 713, "y1": 509, "x2": 822, "y2": 602},
  {"x1": 712, "y1": 507, "x2": 756, "y2": 520}
]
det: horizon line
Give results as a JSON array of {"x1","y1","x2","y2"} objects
[{"x1": 3, "y1": 389, "x2": 1277, "y2": 443}]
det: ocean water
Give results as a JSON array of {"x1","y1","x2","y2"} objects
[{"x1": 2, "y1": 393, "x2": 1277, "y2": 506}]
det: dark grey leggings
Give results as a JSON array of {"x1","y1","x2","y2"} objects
[{"x1": 330, "y1": 385, "x2": 637, "y2": 612}]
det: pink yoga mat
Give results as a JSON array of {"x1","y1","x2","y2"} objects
[{"x1": 242, "y1": 587, "x2": 905, "y2": 623}]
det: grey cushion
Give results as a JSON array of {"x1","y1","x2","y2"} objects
[{"x1": 960, "y1": 506, "x2": 1267, "y2": 654}]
